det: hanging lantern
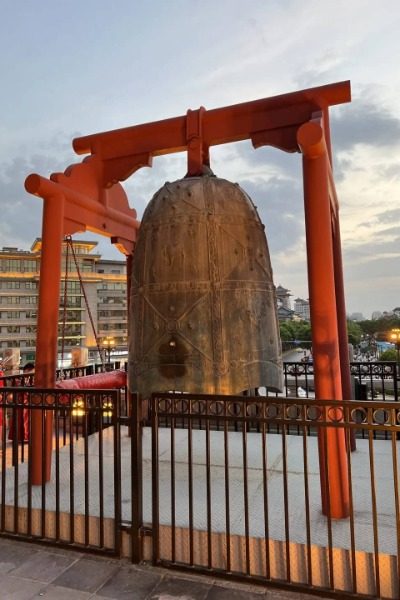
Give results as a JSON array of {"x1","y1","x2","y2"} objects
[{"x1": 129, "y1": 173, "x2": 283, "y2": 397}]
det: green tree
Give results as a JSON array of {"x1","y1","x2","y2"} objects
[
  {"x1": 358, "y1": 319, "x2": 379, "y2": 336},
  {"x1": 279, "y1": 320, "x2": 311, "y2": 342},
  {"x1": 359, "y1": 316, "x2": 400, "y2": 339},
  {"x1": 346, "y1": 320, "x2": 362, "y2": 345},
  {"x1": 378, "y1": 349, "x2": 398, "y2": 361}
]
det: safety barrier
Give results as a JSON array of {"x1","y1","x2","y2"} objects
[
  {"x1": 0, "y1": 380, "x2": 399, "y2": 597},
  {"x1": 0, "y1": 387, "x2": 127, "y2": 556},
  {"x1": 150, "y1": 393, "x2": 400, "y2": 598}
]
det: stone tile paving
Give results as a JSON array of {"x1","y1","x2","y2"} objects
[
  {"x1": 0, "y1": 537, "x2": 329, "y2": 599},
  {"x1": 2, "y1": 428, "x2": 398, "y2": 555}
]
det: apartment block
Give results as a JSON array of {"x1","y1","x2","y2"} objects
[
  {"x1": 294, "y1": 297, "x2": 311, "y2": 321},
  {"x1": 0, "y1": 239, "x2": 127, "y2": 366}
]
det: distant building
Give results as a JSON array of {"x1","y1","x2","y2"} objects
[
  {"x1": 276, "y1": 285, "x2": 291, "y2": 310},
  {"x1": 382, "y1": 311, "x2": 394, "y2": 318},
  {"x1": 371, "y1": 311, "x2": 383, "y2": 320},
  {"x1": 348, "y1": 312, "x2": 365, "y2": 322},
  {"x1": 277, "y1": 306, "x2": 297, "y2": 322},
  {"x1": 275, "y1": 285, "x2": 296, "y2": 322},
  {"x1": 0, "y1": 240, "x2": 127, "y2": 365},
  {"x1": 294, "y1": 297, "x2": 310, "y2": 321}
]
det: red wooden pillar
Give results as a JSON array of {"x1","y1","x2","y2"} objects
[
  {"x1": 297, "y1": 121, "x2": 349, "y2": 518},
  {"x1": 332, "y1": 217, "x2": 356, "y2": 451},
  {"x1": 31, "y1": 193, "x2": 64, "y2": 484},
  {"x1": 322, "y1": 109, "x2": 355, "y2": 449}
]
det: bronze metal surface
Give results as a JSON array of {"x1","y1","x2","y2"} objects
[{"x1": 129, "y1": 174, "x2": 282, "y2": 397}]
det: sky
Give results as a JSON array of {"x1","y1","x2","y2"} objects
[{"x1": 0, "y1": 0, "x2": 399, "y2": 319}]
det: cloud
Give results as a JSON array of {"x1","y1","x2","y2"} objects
[
  {"x1": 239, "y1": 176, "x2": 304, "y2": 254},
  {"x1": 207, "y1": 140, "x2": 306, "y2": 254},
  {"x1": 0, "y1": 155, "x2": 44, "y2": 249},
  {"x1": 115, "y1": 100, "x2": 399, "y2": 318},
  {"x1": 377, "y1": 162, "x2": 400, "y2": 182},
  {"x1": 329, "y1": 99, "x2": 400, "y2": 270},
  {"x1": 123, "y1": 153, "x2": 188, "y2": 219},
  {"x1": 211, "y1": 142, "x2": 309, "y2": 296},
  {"x1": 376, "y1": 208, "x2": 400, "y2": 225},
  {"x1": 343, "y1": 252, "x2": 399, "y2": 317},
  {"x1": 216, "y1": 116, "x2": 400, "y2": 316},
  {"x1": 331, "y1": 101, "x2": 400, "y2": 151},
  {"x1": 0, "y1": 139, "x2": 81, "y2": 249}
]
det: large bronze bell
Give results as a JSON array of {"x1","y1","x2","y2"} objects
[{"x1": 129, "y1": 173, "x2": 282, "y2": 397}]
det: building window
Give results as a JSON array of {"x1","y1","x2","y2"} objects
[
  {"x1": 99, "y1": 297, "x2": 125, "y2": 305},
  {"x1": 99, "y1": 282, "x2": 126, "y2": 291},
  {"x1": 98, "y1": 310, "x2": 127, "y2": 319},
  {"x1": 23, "y1": 260, "x2": 37, "y2": 272},
  {"x1": 7, "y1": 326, "x2": 20, "y2": 333},
  {"x1": 61, "y1": 281, "x2": 82, "y2": 293},
  {"x1": 81, "y1": 260, "x2": 93, "y2": 272},
  {"x1": 11, "y1": 297, "x2": 20, "y2": 304},
  {"x1": 100, "y1": 322, "x2": 126, "y2": 331},
  {"x1": 64, "y1": 311, "x2": 83, "y2": 323},
  {"x1": 60, "y1": 297, "x2": 81, "y2": 308},
  {"x1": 0, "y1": 259, "x2": 38, "y2": 272}
]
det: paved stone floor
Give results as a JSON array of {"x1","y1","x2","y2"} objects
[
  {"x1": 3, "y1": 428, "x2": 397, "y2": 556},
  {"x1": 0, "y1": 537, "x2": 329, "y2": 599}
]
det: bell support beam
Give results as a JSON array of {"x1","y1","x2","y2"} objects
[
  {"x1": 26, "y1": 155, "x2": 140, "y2": 255},
  {"x1": 72, "y1": 81, "x2": 350, "y2": 183},
  {"x1": 298, "y1": 121, "x2": 349, "y2": 518}
]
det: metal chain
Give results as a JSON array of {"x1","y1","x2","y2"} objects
[
  {"x1": 59, "y1": 238, "x2": 70, "y2": 379},
  {"x1": 66, "y1": 236, "x2": 105, "y2": 367}
]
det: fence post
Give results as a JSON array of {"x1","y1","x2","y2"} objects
[
  {"x1": 113, "y1": 390, "x2": 122, "y2": 556},
  {"x1": 131, "y1": 392, "x2": 143, "y2": 563},
  {"x1": 393, "y1": 364, "x2": 399, "y2": 402}
]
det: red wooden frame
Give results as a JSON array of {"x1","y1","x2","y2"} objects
[{"x1": 25, "y1": 80, "x2": 351, "y2": 518}]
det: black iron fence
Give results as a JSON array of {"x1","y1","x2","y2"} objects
[
  {"x1": 0, "y1": 387, "x2": 127, "y2": 556},
  {"x1": 0, "y1": 360, "x2": 128, "y2": 388},
  {"x1": 150, "y1": 392, "x2": 400, "y2": 599},
  {"x1": 0, "y1": 362, "x2": 399, "y2": 598},
  {"x1": 0, "y1": 360, "x2": 397, "y2": 403},
  {"x1": 144, "y1": 362, "x2": 398, "y2": 439},
  {"x1": 271, "y1": 361, "x2": 398, "y2": 402},
  {"x1": 350, "y1": 361, "x2": 398, "y2": 401}
]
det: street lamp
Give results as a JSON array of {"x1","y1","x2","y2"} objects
[
  {"x1": 102, "y1": 336, "x2": 115, "y2": 364},
  {"x1": 389, "y1": 328, "x2": 400, "y2": 374}
]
